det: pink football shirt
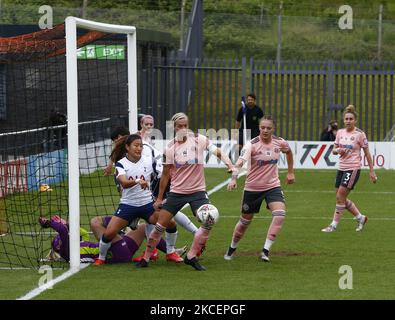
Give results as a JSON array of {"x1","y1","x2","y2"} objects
[
  {"x1": 164, "y1": 133, "x2": 210, "y2": 194},
  {"x1": 240, "y1": 135, "x2": 290, "y2": 192},
  {"x1": 334, "y1": 128, "x2": 368, "y2": 171}
]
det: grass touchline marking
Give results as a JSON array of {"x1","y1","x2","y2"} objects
[
  {"x1": 207, "y1": 171, "x2": 247, "y2": 196},
  {"x1": 219, "y1": 215, "x2": 395, "y2": 221},
  {"x1": 284, "y1": 190, "x2": 395, "y2": 195},
  {"x1": 17, "y1": 263, "x2": 90, "y2": 300},
  {"x1": 16, "y1": 171, "x2": 247, "y2": 300}
]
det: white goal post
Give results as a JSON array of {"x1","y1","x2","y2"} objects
[{"x1": 65, "y1": 17, "x2": 138, "y2": 269}]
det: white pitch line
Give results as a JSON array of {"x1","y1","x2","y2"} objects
[
  {"x1": 207, "y1": 171, "x2": 247, "y2": 196},
  {"x1": 15, "y1": 168, "x2": 392, "y2": 299},
  {"x1": 179, "y1": 171, "x2": 247, "y2": 211},
  {"x1": 17, "y1": 263, "x2": 90, "y2": 300},
  {"x1": 284, "y1": 190, "x2": 395, "y2": 195},
  {"x1": 0, "y1": 267, "x2": 32, "y2": 270},
  {"x1": 219, "y1": 215, "x2": 395, "y2": 221},
  {"x1": 211, "y1": 172, "x2": 395, "y2": 195},
  {"x1": 203, "y1": 172, "x2": 394, "y2": 221},
  {"x1": 0, "y1": 267, "x2": 65, "y2": 270},
  {"x1": 14, "y1": 231, "x2": 94, "y2": 236},
  {"x1": 16, "y1": 171, "x2": 246, "y2": 300}
]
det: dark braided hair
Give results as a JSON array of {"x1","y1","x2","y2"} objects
[{"x1": 110, "y1": 134, "x2": 142, "y2": 163}]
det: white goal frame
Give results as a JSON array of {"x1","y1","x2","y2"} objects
[{"x1": 65, "y1": 17, "x2": 137, "y2": 269}]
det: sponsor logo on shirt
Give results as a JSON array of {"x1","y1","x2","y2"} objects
[
  {"x1": 174, "y1": 158, "x2": 199, "y2": 168},
  {"x1": 339, "y1": 144, "x2": 353, "y2": 149},
  {"x1": 257, "y1": 159, "x2": 278, "y2": 166}
]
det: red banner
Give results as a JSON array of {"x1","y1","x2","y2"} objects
[{"x1": 0, "y1": 159, "x2": 28, "y2": 198}]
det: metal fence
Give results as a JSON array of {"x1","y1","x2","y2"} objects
[
  {"x1": 250, "y1": 59, "x2": 395, "y2": 141},
  {"x1": 141, "y1": 57, "x2": 394, "y2": 141},
  {"x1": 140, "y1": 57, "x2": 243, "y2": 135}
]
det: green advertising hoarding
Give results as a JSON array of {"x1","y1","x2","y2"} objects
[{"x1": 77, "y1": 45, "x2": 125, "y2": 60}]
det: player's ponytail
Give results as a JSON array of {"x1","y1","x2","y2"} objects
[{"x1": 343, "y1": 104, "x2": 358, "y2": 119}]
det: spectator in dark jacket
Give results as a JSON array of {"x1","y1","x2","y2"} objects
[{"x1": 320, "y1": 120, "x2": 338, "y2": 141}]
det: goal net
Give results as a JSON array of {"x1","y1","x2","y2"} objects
[{"x1": 0, "y1": 17, "x2": 137, "y2": 269}]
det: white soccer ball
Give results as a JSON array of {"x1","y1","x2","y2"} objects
[{"x1": 196, "y1": 204, "x2": 219, "y2": 226}]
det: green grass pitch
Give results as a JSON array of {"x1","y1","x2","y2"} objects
[{"x1": 1, "y1": 168, "x2": 395, "y2": 300}]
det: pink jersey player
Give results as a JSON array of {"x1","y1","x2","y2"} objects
[
  {"x1": 322, "y1": 105, "x2": 377, "y2": 233},
  {"x1": 240, "y1": 135, "x2": 291, "y2": 192},
  {"x1": 136, "y1": 112, "x2": 235, "y2": 271},
  {"x1": 225, "y1": 116, "x2": 295, "y2": 263},
  {"x1": 335, "y1": 127, "x2": 368, "y2": 171},
  {"x1": 163, "y1": 132, "x2": 209, "y2": 194}
]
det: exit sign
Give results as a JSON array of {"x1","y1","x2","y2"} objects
[{"x1": 77, "y1": 45, "x2": 125, "y2": 60}]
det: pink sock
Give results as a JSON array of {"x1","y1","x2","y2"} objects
[
  {"x1": 267, "y1": 211, "x2": 285, "y2": 241},
  {"x1": 143, "y1": 223, "x2": 165, "y2": 261},
  {"x1": 231, "y1": 217, "x2": 251, "y2": 248},
  {"x1": 345, "y1": 199, "x2": 360, "y2": 217},
  {"x1": 187, "y1": 227, "x2": 210, "y2": 260},
  {"x1": 332, "y1": 204, "x2": 346, "y2": 225}
]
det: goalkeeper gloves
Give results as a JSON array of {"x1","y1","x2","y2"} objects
[{"x1": 39, "y1": 217, "x2": 50, "y2": 228}]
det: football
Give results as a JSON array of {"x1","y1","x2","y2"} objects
[
  {"x1": 196, "y1": 204, "x2": 219, "y2": 226},
  {"x1": 39, "y1": 184, "x2": 53, "y2": 192}
]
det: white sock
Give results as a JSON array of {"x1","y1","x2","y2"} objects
[
  {"x1": 98, "y1": 238, "x2": 111, "y2": 261},
  {"x1": 231, "y1": 240, "x2": 238, "y2": 249},
  {"x1": 263, "y1": 239, "x2": 274, "y2": 252},
  {"x1": 355, "y1": 213, "x2": 363, "y2": 221},
  {"x1": 331, "y1": 221, "x2": 338, "y2": 228},
  {"x1": 165, "y1": 231, "x2": 178, "y2": 254},
  {"x1": 144, "y1": 224, "x2": 155, "y2": 239},
  {"x1": 174, "y1": 211, "x2": 198, "y2": 234}
]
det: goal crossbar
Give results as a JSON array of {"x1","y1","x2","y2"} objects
[{"x1": 65, "y1": 17, "x2": 137, "y2": 269}]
